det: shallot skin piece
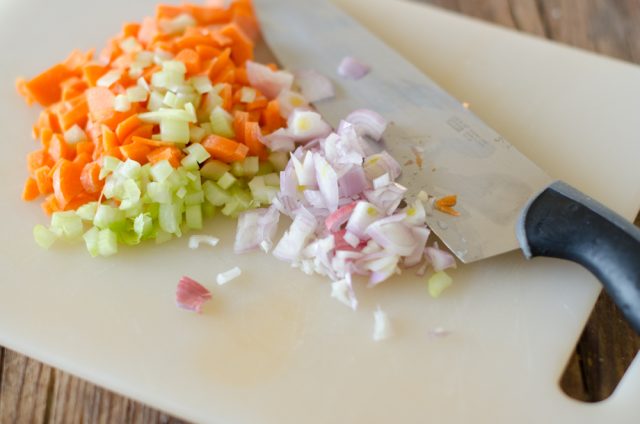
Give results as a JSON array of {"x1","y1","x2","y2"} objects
[{"x1": 176, "y1": 276, "x2": 212, "y2": 313}]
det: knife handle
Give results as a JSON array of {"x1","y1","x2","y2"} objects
[{"x1": 517, "y1": 181, "x2": 640, "y2": 334}]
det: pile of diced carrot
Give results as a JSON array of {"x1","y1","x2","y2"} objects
[{"x1": 17, "y1": 0, "x2": 285, "y2": 216}]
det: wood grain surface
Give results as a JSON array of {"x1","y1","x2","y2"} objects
[{"x1": 1, "y1": 1, "x2": 639, "y2": 422}]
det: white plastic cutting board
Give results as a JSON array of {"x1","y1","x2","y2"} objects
[{"x1": 0, "y1": 0, "x2": 639, "y2": 423}]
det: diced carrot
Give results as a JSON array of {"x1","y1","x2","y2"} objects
[
  {"x1": 86, "y1": 87, "x2": 115, "y2": 123},
  {"x1": 22, "y1": 63, "x2": 74, "y2": 106},
  {"x1": 213, "y1": 65, "x2": 235, "y2": 85},
  {"x1": 121, "y1": 124, "x2": 154, "y2": 145},
  {"x1": 196, "y1": 44, "x2": 221, "y2": 61},
  {"x1": 34, "y1": 166, "x2": 53, "y2": 195},
  {"x1": 218, "y1": 83, "x2": 233, "y2": 111},
  {"x1": 42, "y1": 194, "x2": 60, "y2": 216},
  {"x1": 63, "y1": 192, "x2": 100, "y2": 211},
  {"x1": 27, "y1": 149, "x2": 47, "y2": 173},
  {"x1": 244, "y1": 121, "x2": 267, "y2": 159},
  {"x1": 122, "y1": 22, "x2": 141, "y2": 38},
  {"x1": 130, "y1": 135, "x2": 174, "y2": 148},
  {"x1": 63, "y1": 49, "x2": 93, "y2": 74},
  {"x1": 80, "y1": 161, "x2": 104, "y2": 194},
  {"x1": 262, "y1": 100, "x2": 284, "y2": 133},
  {"x1": 219, "y1": 23, "x2": 253, "y2": 65},
  {"x1": 76, "y1": 141, "x2": 95, "y2": 156},
  {"x1": 233, "y1": 111, "x2": 248, "y2": 144},
  {"x1": 48, "y1": 134, "x2": 74, "y2": 162},
  {"x1": 22, "y1": 177, "x2": 40, "y2": 201},
  {"x1": 137, "y1": 17, "x2": 158, "y2": 47},
  {"x1": 115, "y1": 114, "x2": 142, "y2": 142},
  {"x1": 208, "y1": 48, "x2": 232, "y2": 81},
  {"x1": 99, "y1": 38, "x2": 122, "y2": 64},
  {"x1": 155, "y1": 4, "x2": 184, "y2": 20},
  {"x1": 82, "y1": 62, "x2": 108, "y2": 87},
  {"x1": 185, "y1": 4, "x2": 232, "y2": 25},
  {"x1": 175, "y1": 48, "x2": 201, "y2": 75},
  {"x1": 246, "y1": 96, "x2": 268, "y2": 111},
  {"x1": 147, "y1": 146, "x2": 184, "y2": 168},
  {"x1": 52, "y1": 159, "x2": 83, "y2": 208},
  {"x1": 435, "y1": 195, "x2": 461, "y2": 216},
  {"x1": 61, "y1": 77, "x2": 88, "y2": 101},
  {"x1": 15, "y1": 77, "x2": 35, "y2": 105},
  {"x1": 73, "y1": 152, "x2": 92, "y2": 167},
  {"x1": 120, "y1": 142, "x2": 152, "y2": 164},
  {"x1": 201, "y1": 135, "x2": 249, "y2": 163},
  {"x1": 102, "y1": 126, "x2": 118, "y2": 152},
  {"x1": 58, "y1": 95, "x2": 88, "y2": 130},
  {"x1": 231, "y1": 2, "x2": 259, "y2": 41}
]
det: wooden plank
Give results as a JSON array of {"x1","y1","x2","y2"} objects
[{"x1": 0, "y1": 349, "x2": 53, "y2": 423}]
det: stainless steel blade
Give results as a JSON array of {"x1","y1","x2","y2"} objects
[{"x1": 254, "y1": 0, "x2": 553, "y2": 263}]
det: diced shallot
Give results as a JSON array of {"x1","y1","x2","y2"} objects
[
  {"x1": 234, "y1": 207, "x2": 280, "y2": 254},
  {"x1": 188, "y1": 235, "x2": 220, "y2": 249},
  {"x1": 295, "y1": 69, "x2": 335, "y2": 102},
  {"x1": 287, "y1": 109, "x2": 332, "y2": 143},
  {"x1": 425, "y1": 246, "x2": 457, "y2": 272},
  {"x1": 345, "y1": 109, "x2": 388, "y2": 141},
  {"x1": 246, "y1": 61, "x2": 294, "y2": 99},
  {"x1": 330, "y1": 273, "x2": 358, "y2": 310},
  {"x1": 176, "y1": 276, "x2": 211, "y2": 313},
  {"x1": 338, "y1": 56, "x2": 371, "y2": 80},
  {"x1": 373, "y1": 306, "x2": 392, "y2": 341}
]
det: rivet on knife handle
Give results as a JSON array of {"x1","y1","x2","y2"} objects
[{"x1": 517, "y1": 181, "x2": 640, "y2": 334}]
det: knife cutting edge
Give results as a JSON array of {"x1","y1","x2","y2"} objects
[{"x1": 254, "y1": 0, "x2": 640, "y2": 333}]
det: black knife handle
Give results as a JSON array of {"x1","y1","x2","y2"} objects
[{"x1": 517, "y1": 181, "x2": 640, "y2": 334}]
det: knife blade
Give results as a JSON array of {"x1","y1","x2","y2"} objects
[{"x1": 254, "y1": 0, "x2": 640, "y2": 332}]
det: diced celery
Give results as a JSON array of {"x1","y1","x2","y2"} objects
[
  {"x1": 263, "y1": 172, "x2": 280, "y2": 187},
  {"x1": 184, "y1": 191, "x2": 204, "y2": 206},
  {"x1": 230, "y1": 161, "x2": 244, "y2": 177},
  {"x1": 133, "y1": 213, "x2": 153, "y2": 239},
  {"x1": 185, "y1": 204, "x2": 203, "y2": 229},
  {"x1": 187, "y1": 173, "x2": 202, "y2": 190},
  {"x1": 199, "y1": 122, "x2": 213, "y2": 135},
  {"x1": 139, "y1": 108, "x2": 195, "y2": 123},
  {"x1": 200, "y1": 160, "x2": 230, "y2": 180},
  {"x1": 147, "y1": 182, "x2": 173, "y2": 204},
  {"x1": 191, "y1": 75, "x2": 213, "y2": 94},
  {"x1": 147, "y1": 91, "x2": 164, "y2": 111},
  {"x1": 114, "y1": 94, "x2": 131, "y2": 112},
  {"x1": 210, "y1": 106, "x2": 235, "y2": 138},
  {"x1": 185, "y1": 143, "x2": 211, "y2": 163},
  {"x1": 180, "y1": 154, "x2": 199, "y2": 171},
  {"x1": 203, "y1": 180, "x2": 230, "y2": 206},
  {"x1": 119, "y1": 231, "x2": 141, "y2": 246},
  {"x1": 217, "y1": 172, "x2": 237, "y2": 189},
  {"x1": 190, "y1": 126, "x2": 206, "y2": 144},
  {"x1": 51, "y1": 211, "x2": 84, "y2": 240},
  {"x1": 202, "y1": 202, "x2": 216, "y2": 218},
  {"x1": 76, "y1": 202, "x2": 99, "y2": 221},
  {"x1": 159, "y1": 202, "x2": 183, "y2": 235},
  {"x1": 163, "y1": 91, "x2": 182, "y2": 108},
  {"x1": 146, "y1": 202, "x2": 160, "y2": 219},
  {"x1": 221, "y1": 199, "x2": 241, "y2": 216},
  {"x1": 33, "y1": 225, "x2": 58, "y2": 249},
  {"x1": 93, "y1": 205, "x2": 125, "y2": 230},
  {"x1": 257, "y1": 161, "x2": 275, "y2": 176},
  {"x1": 100, "y1": 156, "x2": 122, "y2": 179},
  {"x1": 98, "y1": 229, "x2": 118, "y2": 257},
  {"x1": 176, "y1": 187, "x2": 187, "y2": 199},
  {"x1": 242, "y1": 156, "x2": 260, "y2": 177},
  {"x1": 248, "y1": 175, "x2": 265, "y2": 191},
  {"x1": 150, "y1": 160, "x2": 174, "y2": 183},
  {"x1": 155, "y1": 229, "x2": 173, "y2": 244},
  {"x1": 269, "y1": 151, "x2": 289, "y2": 171},
  {"x1": 197, "y1": 92, "x2": 223, "y2": 122},
  {"x1": 116, "y1": 159, "x2": 142, "y2": 179},
  {"x1": 126, "y1": 86, "x2": 148, "y2": 103},
  {"x1": 231, "y1": 187, "x2": 253, "y2": 209},
  {"x1": 163, "y1": 60, "x2": 187, "y2": 75},
  {"x1": 184, "y1": 103, "x2": 197, "y2": 122},
  {"x1": 160, "y1": 119, "x2": 190, "y2": 144},
  {"x1": 428, "y1": 271, "x2": 453, "y2": 298},
  {"x1": 123, "y1": 202, "x2": 144, "y2": 219},
  {"x1": 119, "y1": 179, "x2": 141, "y2": 206},
  {"x1": 83, "y1": 227, "x2": 100, "y2": 257}
]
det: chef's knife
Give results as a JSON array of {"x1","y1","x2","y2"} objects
[{"x1": 253, "y1": 0, "x2": 640, "y2": 333}]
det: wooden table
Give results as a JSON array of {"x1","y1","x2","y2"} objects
[{"x1": 1, "y1": 1, "x2": 639, "y2": 422}]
